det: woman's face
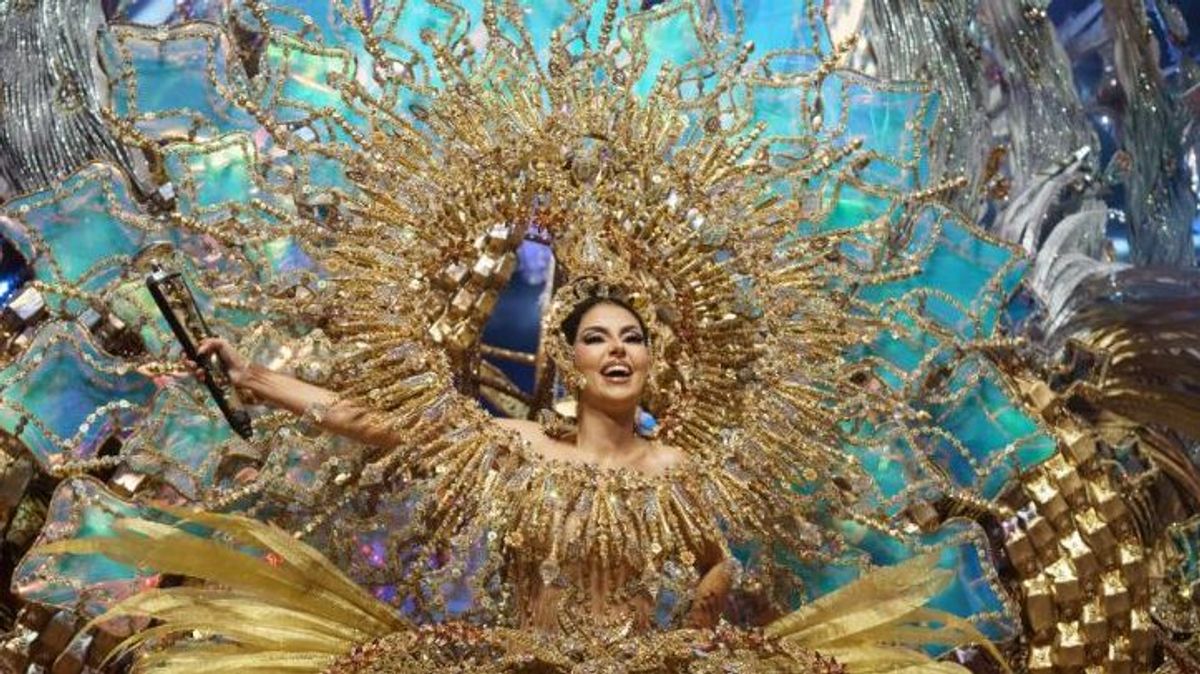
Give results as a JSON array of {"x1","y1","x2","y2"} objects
[{"x1": 572, "y1": 302, "x2": 650, "y2": 412}]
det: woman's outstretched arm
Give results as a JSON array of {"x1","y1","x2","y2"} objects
[{"x1": 190, "y1": 337, "x2": 405, "y2": 448}]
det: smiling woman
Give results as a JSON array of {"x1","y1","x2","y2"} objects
[
  {"x1": 498, "y1": 295, "x2": 669, "y2": 470},
  {"x1": 569, "y1": 298, "x2": 651, "y2": 413}
]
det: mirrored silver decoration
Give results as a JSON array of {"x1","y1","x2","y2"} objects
[
  {"x1": 0, "y1": 0, "x2": 141, "y2": 200},
  {"x1": 860, "y1": 0, "x2": 1097, "y2": 220},
  {"x1": 1099, "y1": 0, "x2": 1196, "y2": 268},
  {"x1": 860, "y1": 0, "x2": 1199, "y2": 351},
  {"x1": 860, "y1": 0, "x2": 989, "y2": 207}
]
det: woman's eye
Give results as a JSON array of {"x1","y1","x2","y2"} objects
[
  {"x1": 624, "y1": 334, "x2": 645, "y2": 344},
  {"x1": 583, "y1": 335, "x2": 604, "y2": 344}
]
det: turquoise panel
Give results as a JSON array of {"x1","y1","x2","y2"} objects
[
  {"x1": 163, "y1": 133, "x2": 258, "y2": 213},
  {"x1": 289, "y1": 151, "x2": 352, "y2": 193},
  {"x1": 0, "y1": 164, "x2": 161, "y2": 307},
  {"x1": 857, "y1": 157, "x2": 912, "y2": 190},
  {"x1": 13, "y1": 478, "x2": 178, "y2": 615},
  {"x1": 750, "y1": 82, "x2": 810, "y2": 139},
  {"x1": 817, "y1": 74, "x2": 936, "y2": 169},
  {"x1": 624, "y1": 3, "x2": 703, "y2": 97},
  {"x1": 579, "y1": 0, "x2": 625, "y2": 50},
  {"x1": 924, "y1": 357, "x2": 1057, "y2": 499},
  {"x1": 100, "y1": 26, "x2": 255, "y2": 139},
  {"x1": 121, "y1": 387, "x2": 237, "y2": 499},
  {"x1": 857, "y1": 206, "x2": 1026, "y2": 341},
  {"x1": 851, "y1": 307, "x2": 952, "y2": 390},
  {"x1": 840, "y1": 433, "x2": 943, "y2": 517},
  {"x1": 733, "y1": 0, "x2": 829, "y2": 55},
  {"x1": 0, "y1": 322, "x2": 157, "y2": 470},
  {"x1": 257, "y1": 0, "x2": 367, "y2": 46},
  {"x1": 815, "y1": 182, "x2": 899, "y2": 235},
  {"x1": 371, "y1": 0, "x2": 464, "y2": 86},
  {"x1": 259, "y1": 35, "x2": 365, "y2": 133}
]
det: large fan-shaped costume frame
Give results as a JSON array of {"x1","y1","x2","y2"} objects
[{"x1": 1, "y1": 1, "x2": 1197, "y2": 673}]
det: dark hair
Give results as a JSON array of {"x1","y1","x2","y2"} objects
[{"x1": 560, "y1": 296, "x2": 649, "y2": 343}]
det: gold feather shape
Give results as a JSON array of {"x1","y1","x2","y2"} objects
[
  {"x1": 34, "y1": 514, "x2": 1000, "y2": 673},
  {"x1": 35, "y1": 508, "x2": 404, "y2": 673},
  {"x1": 766, "y1": 554, "x2": 1009, "y2": 674}
]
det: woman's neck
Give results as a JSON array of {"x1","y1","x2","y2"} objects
[{"x1": 574, "y1": 402, "x2": 640, "y2": 467}]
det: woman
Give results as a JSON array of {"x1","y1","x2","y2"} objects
[{"x1": 188, "y1": 292, "x2": 733, "y2": 632}]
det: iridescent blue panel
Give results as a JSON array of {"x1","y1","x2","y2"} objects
[
  {"x1": 750, "y1": 81, "x2": 810, "y2": 139},
  {"x1": 0, "y1": 322, "x2": 156, "y2": 470},
  {"x1": 857, "y1": 155, "x2": 915, "y2": 191},
  {"x1": 258, "y1": 36, "x2": 365, "y2": 133},
  {"x1": 100, "y1": 24, "x2": 256, "y2": 139},
  {"x1": 120, "y1": 387, "x2": 238, "y2": 499},
  {"x1": 857, "y1": 206, "x2": 1026, "y2": 341},
  {"x1": 814, "y1": 181, "x2": 901, "y2": 235},
  {"x1": 624, "y1": 3, "x2": 703, "y2": 97},
  {"x1": 0, "y1": 164, "x2": 162, "y2": 312},
  {"x1": 725, "y1": 0, "x2": 830, "y2": 55},
  {"x1": 163, "y1": 133, "x2": 258, "y2": 214},
  {"x1": 839, "y1": 431, "x2": 944, "y2": 517},
  {"x1": 925, "y1": 357, "x2": 1058, "y2": 499},
  {"x1": 14, "y1": 478, "x2": 167, "y2": 615},
  {"x1": 383, "y1": 0, "x2": 471, "y2": 82},
  {"x1": 578, "y1": 0, "x2": 625, "y2": 51},
  {"x1": 285, "y1": 151, "x2": 351, "y2": 193},
  {"x1": 817, "y1": 74, "x2": 937, "y2": 173},
  {"x1": 259, "y1": 236, "x2": 317, "y2": 277},
  {"x1": 255, "y1": 0, "x2": 368, "y2": 46},
  {"x1": 851, "y1": 307, "x2": 954, "y2": 391}
]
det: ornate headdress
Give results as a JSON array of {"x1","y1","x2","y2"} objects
[{"x1": 302, "y1": 9, "x2": 896, "y2": 494}]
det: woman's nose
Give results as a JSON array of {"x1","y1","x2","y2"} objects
[{"x1": 608, "y1": 340, "x2": 626, "y2": 355}]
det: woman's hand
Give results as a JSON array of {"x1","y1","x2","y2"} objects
[{"x1": 184, "y1": 337, "x2": 250, "y2": 387}]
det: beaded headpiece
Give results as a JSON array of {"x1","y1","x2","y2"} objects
[{"x1": 311, "y1": 34, "x2": 888, "y2": 468}]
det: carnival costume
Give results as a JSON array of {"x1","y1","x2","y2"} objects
[{"x1": 1, "y1": 1, "x2": 1199, "y2": 673}]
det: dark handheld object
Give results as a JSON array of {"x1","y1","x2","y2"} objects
[{"x1": 147, "y1": 265, "x2": 253, "y2": 439}]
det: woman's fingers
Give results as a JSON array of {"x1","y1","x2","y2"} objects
[{"x1": 197, "y1": 337, "x2": 221, "y2": 355}]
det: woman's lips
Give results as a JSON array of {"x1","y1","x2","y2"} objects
[
  {"x1": 601, "y1": 363, "x2": 631, "y2": 376},
  {"x1": 601, "y1": 364, "x2": 632, "y2": 382}
]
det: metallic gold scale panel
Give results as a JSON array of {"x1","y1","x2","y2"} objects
[{"x1": 1009, "y1": 383, "x2": 1154, "y2": 673}]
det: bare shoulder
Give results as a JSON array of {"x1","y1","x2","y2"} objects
[
  {"x1": 493, "y1": 417, "x2": 540, "y2": 441},
  {"x1": 492, "y1": 417, "x2": 568, "y2": 458},
  {"x1": 644, "y1": 440, "x2": 687, "y2": 475}
]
